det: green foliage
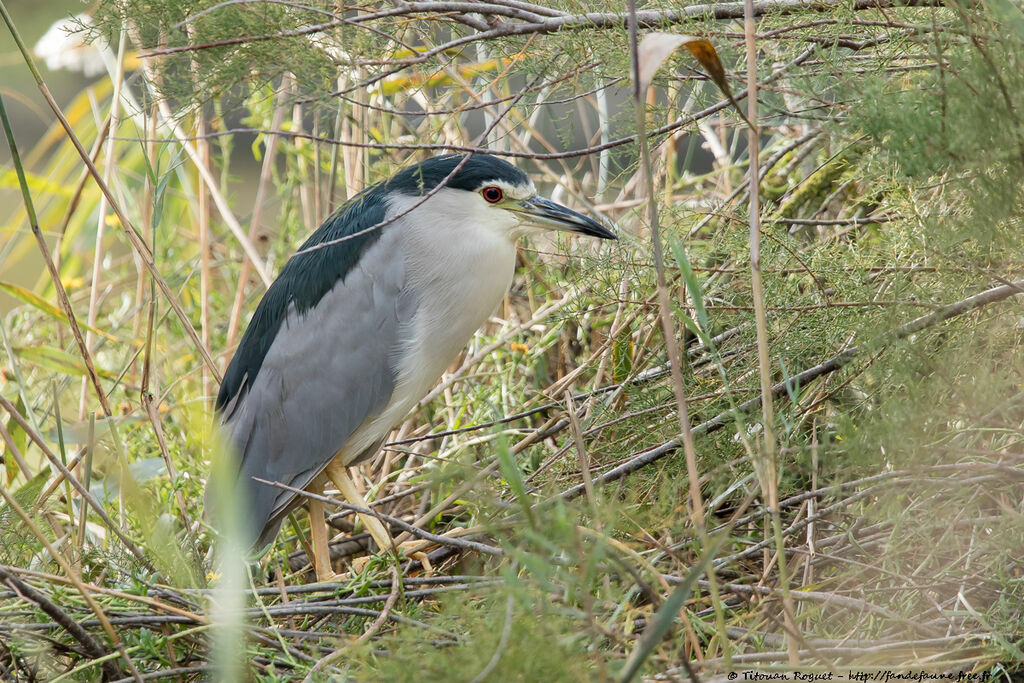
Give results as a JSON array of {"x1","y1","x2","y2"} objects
[
  {"x1": 855, "y1": 0, "x2": 1024, "y2": 251},
  {"x1": 358, "y1": 589, "x2": 595, "y2": 682}
]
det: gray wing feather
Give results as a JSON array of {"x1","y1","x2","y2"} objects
[{"x1": 219, "y1": 232, "x2": 414, "y2": 548}]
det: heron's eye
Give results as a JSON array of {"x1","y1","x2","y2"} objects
[{"x1": 481, "y1": 186, "x2": 504, "y2": 204}]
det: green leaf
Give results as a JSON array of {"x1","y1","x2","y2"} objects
[
  {"x1": 668, "y1": 235, "x2": 711, "y2": 345},
  {"x1": 0, "y1": 168, "x2": 72, "y2": 197},
  {"x1": 496, "y1": 435, "x2": 534, "y2": 528},
  {"x1": 0, "y1": 282, "x2": 117, "y2": 341},
  {"x1": 13, "y1": 346, "x2": 118, "y2": 381},
  {"x1": 4, "y1": 395, "x2": 29, "y2": 484}
]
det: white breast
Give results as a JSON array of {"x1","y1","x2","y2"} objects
[{"x1": 337, "y1": 189, "x2": 518, "y2": 464}]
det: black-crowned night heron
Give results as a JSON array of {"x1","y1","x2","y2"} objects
[{"x1": 209, "y1": 152, "x2": 615, "y2": 581}]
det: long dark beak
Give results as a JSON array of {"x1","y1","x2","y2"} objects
[{"x1": 511, "y1": 195, "x2": 617, "y2": 240}]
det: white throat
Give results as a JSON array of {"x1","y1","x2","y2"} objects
[{"x1": 335, "y1": 189, "x2": 519, "y2": 463}]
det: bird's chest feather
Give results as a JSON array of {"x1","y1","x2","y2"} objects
[
  {"x1": 397, "y1": 214, "x2": 517, "y2": 397},
  {"x1": 336, "y1": 197, "x2": 517, "y2": 462}
]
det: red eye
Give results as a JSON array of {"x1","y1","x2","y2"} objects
[{"x1": 482, "y1": 186, "x2": 503, "y2": 203}]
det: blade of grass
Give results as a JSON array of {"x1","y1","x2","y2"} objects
[
  {"x1": 0, "y1": 281, "x2": 116, "y2": 341},
  {"x1": 81, "y1": 25, "x2": 127, "y2": 419},
  {"x1": 742, "y1": 0, "x2": 801, "y2": 664},
  {"x1": 626, "y1": 0, "x2": 731, "y2": 665},
  {"x1": 77, "y1": 412, "x2": 95, "y2": 551},
  {"x1": 618, "y1": 536, "x2": 722, "y2": 682},
  {"x1": 51, "y1": 381, "x2": 77, "y2": 564}
]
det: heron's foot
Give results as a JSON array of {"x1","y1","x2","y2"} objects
[
  {"x1": 408, "y1": 549, "x2": 434, "y2": 576},
  {"x1": 393, "y1": 540, "x2": 434, "y2": 575},
  {"x1": 314, "y1": 569, "x2": 352, "y2": 583},
  {"x1": 349, "y1": 555, "x2": 373, "y2": 574},
  {"x1": 348, "y1": 543, "x2": 433, "y2": 576}
]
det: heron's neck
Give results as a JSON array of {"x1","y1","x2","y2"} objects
[{"x1": 397, "y1": 199, "x2": 517, "y2": 381}]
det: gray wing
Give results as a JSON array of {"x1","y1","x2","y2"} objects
[{"x1": 218, "y1": 233, "x2": 415, "y2": 548}]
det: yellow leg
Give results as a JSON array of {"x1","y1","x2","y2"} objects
[
  {"x1": 324, "y1": 463, "x2": 434, "y2": 575},
  {"x1": 323, "y1": 462, "x2": 394, "y2": 554},
  {"x1": 307, "y1": 480, "x2": 336, "y2": 582}
]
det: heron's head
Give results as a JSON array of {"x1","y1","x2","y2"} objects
[{"x1": 383, "y1": 153, "x2": 617, "y2": 242}]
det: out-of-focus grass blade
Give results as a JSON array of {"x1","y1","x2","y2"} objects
[
  {"x1": 496, "y1": 434, "x2": 535, "y2": 528},
  {"x1": 207, "y1": 428, "x2": 252, "y2": 681},
  {"x1": 0, "y1": 168, "x2": 72, "y2": 196},
  {"x1": 4, "y1": 395, "x2": 29, "y2": 484},
  {"x1": 0, "y1": 281, "x2": 117, "y2": 341},
  {"x1": 617, "y1": 535, "x2": 722, "y2": 682},
  {"x1": 1, "y1": 281, "x2": 65, "y2": 320},
  {"x1": 636, "y1": 32, "x2": 752, "y2": 129},
  {"x1": 14, "y1": 346, "x2": 119, "y2": 380}
]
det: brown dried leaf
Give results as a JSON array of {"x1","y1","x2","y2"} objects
[{"x1": 636, "y1": 32, "x2": 751, "y2": 129}]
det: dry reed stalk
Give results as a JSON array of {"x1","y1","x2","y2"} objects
[
  {"x1": 743, "y1": 1, "x2": 804, "y2": 663},
  {"x1": 80, "y1": 27, "x2": 127, "y2": 419},
  {"x1": 225, "y1": 77, "x2": 292, "y2": 357}
]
